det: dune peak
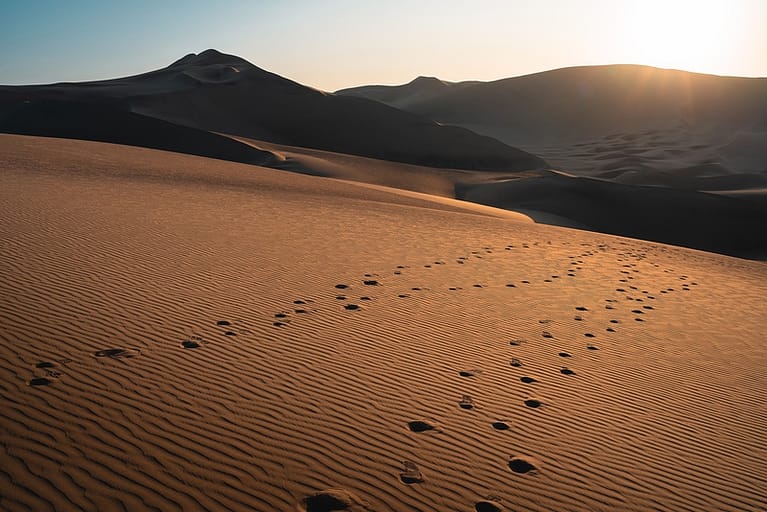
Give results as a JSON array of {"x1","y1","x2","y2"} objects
[
  {"x1": 168, "y1": 49, "x2": 252, "y2": 69},
  {"x1": 409, "y1": 75, "x2": 448, "y2": 87}
]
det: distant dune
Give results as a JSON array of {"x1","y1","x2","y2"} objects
[
  {"x1": 457, "y1": 171, "x2": 767, "y2": 258},
  {"x1": 337, "y1": 65, "x2": 767, "y2": 145},
  {"x1": 0, "y1": 98, "x2": 277, "y2": 166},
  {"x1": 0, "y1": 50, "x2": 546, "y2": 172},
  {"x1": 1, "y1": 134, "x2": 765, "y2": 512},
  {"x1": 339, "y1": 65, "x2": 767, "y2": 256},
  {"x1": 219, "y1": 138, "x2": 767, "y2": 259},
  {"x1": 338, "y1": 65, "x2": 767, "y2": 186},
  {"x1": 2, "y1": 52, "x2": 766, "y2": 258}
]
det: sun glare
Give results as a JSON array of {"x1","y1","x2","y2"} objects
[{"x1": 621, "y1": 0, "x2": 742, "y2": 73}]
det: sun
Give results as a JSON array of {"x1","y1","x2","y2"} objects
[{"x1": 620, "y1": 0, "x2": 742, "y2": 72}]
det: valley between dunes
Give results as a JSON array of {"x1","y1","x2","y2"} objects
[{"x1": 1, "y1": 134, "x2": 765, "y2": 511}]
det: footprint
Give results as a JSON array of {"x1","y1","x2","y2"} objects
[
  {"x1": 492, "y1": 421, "x2": 510, "y2": 431},
  {"x1": 344, "y1": 304, "x2": 360, "y2": 311},
  {"x1": 363, "y1": 280, "x2": 379, "y2": 286},
  {"x1": 181, "y1": 340, "x2": 201, "y2": 349},
  {"x1": 302, "y1": 488, "x2": 363, "y2": 512},
  {"x1": 520, "y1": 376, "x2": 537, "y2": 384},
  {"x1": 459, "y1": 395, "x2": 475, "y2": 410},
  {"x1": 399, "y1": 461, "x2": 424, "y2": 484},
  {"x1": 215, "y1": 320, "x2": 231, "y2": 326},
  {"x1": 459, "y1": 370, "x2": 479, "y2": 377},
  {"x1": 558, "y1": 352, "x2": 571, "y2": 357},
  {"x1": 335, "y1": 284, "x2": 349, "y2": 289},
  {"x1": 524, "y1": 399, "x2": 542, "y2": 408},
  {"x1": 587, "y1": 345, "x2": 598, "y2": 350},
  {"x1": 542, "y1": 332, "x2": 554, "y2": 339},
  {"x1": 509, "y1": 339, "x2": 524, "y2": 346},
  {"x1": 508, "y1": 456, "x2": 539, "y2": 474},
  {"x1": 223, "y1": 331, "x2": 237, "y2": 336},
  {"x1": 94, "y1": 348, "x2": 141, "y2": 358},
  {"x1": 560, "y1": 367, "x2": 576, "y2": 375},
  {"x1": 475, "y1": 500, "x2": 504, "y2": 512},
  {"x1": 407, "y1": 420, "x2": 437, "y2": 433},
  {"x1": 510, "y1": 358, "x2": 523, "y2": 367},
  {"x1": 35, "y1": 362, "x2": 55, "y2": 368},
  {"x1": 27, "y1": 377, "x2": 52, "y2": 386}
]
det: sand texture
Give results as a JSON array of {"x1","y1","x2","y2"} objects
[{"x1": 1, "y1": 135, "x2": 765, "y2": 511}]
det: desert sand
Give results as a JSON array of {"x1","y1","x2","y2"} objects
[
  {"x1": 339, "y1": 65, "x2": 767, "y2": 255},
  {"x1": 1, "y1": 134, "x2": 765, "y2": 511}
]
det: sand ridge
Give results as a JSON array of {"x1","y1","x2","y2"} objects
[{"x1": 1, "y1": 135, "x2": 766, "y2": 511}]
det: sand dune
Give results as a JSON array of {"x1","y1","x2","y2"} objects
[
  {"x1": 0, "y1": 98, "x2": 278, "y2": 166},
  {"x1": 1, "y1": 134, "x2": 766, "y2": 511},
  {"x1": 457, "y1": 172, "x2": 767, "y2": 258},
  {"x1": 2, "y1": 53, "x2": 765, "y2": 258},
  {"x1": 337, "y1": 65, "x2": 767, "y2": 188},
  {"x1": 337, "y1": 65, "x2": 767, "y2": 146},
  {"x1": 0, "y1": 49, "x2": 546, "y2": 172},
  {"x1": 223, "y1": 137, "x2": 767, "y2": 258},
  {"x1": 338, "y1": 66, "x2": 767, "y2": 253}
]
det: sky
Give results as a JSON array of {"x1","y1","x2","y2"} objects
[{"x1": 1, "y1": 0, "x2": 765, "y2": 91}]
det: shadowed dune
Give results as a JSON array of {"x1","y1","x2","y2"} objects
[
  {"x1": 458, "y1": 172, "x2": 767, "y2": 258},
  {"x1": 2, "y1": 54, "x2": 765, "y2": 259},
  {"x1": 0, "y1": 98, "x2": 278, "y2": 166},
  {"x1": 0, "y1": 50, "x2": 546, "y2": 172},
  {"x1": 338, "y1": 65, "x2": 767, "y2": 146},
  {"x1": 338, "y1": 65, "x2": 767, "y2": 256},
  {"x1": 338, "y1": 65, "x2": 767, "y2": 190}
]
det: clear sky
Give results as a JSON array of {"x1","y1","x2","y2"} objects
[{"x1": 1, "y1": 0, "x2": 765, "y2": 91}]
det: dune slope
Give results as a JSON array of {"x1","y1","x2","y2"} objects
[
  {"x1": 338, "y1": 65, "x2": 767, "y2": 146},
  {"x1": 338, "y1": 65, "x2": 767, "y2": 188},
  {"x1": 0, "y1": 50, "x2": 546, "y2": 172},
  {"x1": 1, "y1": 134, "x2": 766, "y2": 512},
  {"x1": 458, "y1": 172, "x2": 767, "y2": 258},
  {"x1": 0, "y1": 98, "x2": 277, "y2": 166}
]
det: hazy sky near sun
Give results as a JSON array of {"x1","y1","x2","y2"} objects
[{"x1": 1, "y1": 0, "x2": 765, "y2": 90}]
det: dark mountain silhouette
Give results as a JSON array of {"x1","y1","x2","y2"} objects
[{"x1": 0, "y1": 49, "x2": 546, "y2": 172}]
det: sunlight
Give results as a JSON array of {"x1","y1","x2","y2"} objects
[{"x1": 621, "y1": 0, "x2": 742, "y2": 72}]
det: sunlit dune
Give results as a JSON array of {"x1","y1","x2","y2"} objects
[{"x1": 1, "y1": 134, "x2": 766, "y2": 511}]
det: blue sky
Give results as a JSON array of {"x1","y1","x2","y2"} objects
[{"x1": 1, "y1": 0, "x2": 765, "y2": 90}]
